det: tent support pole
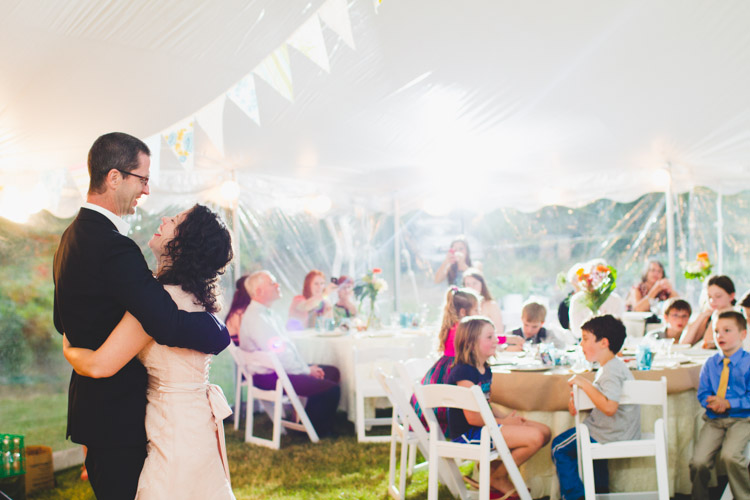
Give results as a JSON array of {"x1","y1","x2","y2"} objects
[
  {"x1": 717, "y1": 189, "x2": 723, "y2": 274},
  {"x1": 393, "y1": 197, "x2": 401, "y2": 315},
  {"x1": 232, "y1": 188, "x2": 241, "y2": 285},
  {"x1": 665, "y1": 169, "x2": 675, "y2": 282}
]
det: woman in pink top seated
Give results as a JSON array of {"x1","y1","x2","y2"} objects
[
  {"x1": 287, "y1": 270, "x2": 336, "y2": 330},
  {"x1": 412, "y1": 287, "x2": 481, "y2": 435}
]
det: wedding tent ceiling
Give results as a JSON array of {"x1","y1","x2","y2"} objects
[{"x1": 2, "y1": 0, "x2": 750, "y2": 217}]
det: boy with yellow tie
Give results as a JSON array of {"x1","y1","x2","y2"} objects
[{"x1": 690, "y1": 311, "x2": 750, "y2": 499}]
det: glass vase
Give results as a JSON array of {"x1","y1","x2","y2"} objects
[{"x1": 366, "y1": 298, "x2": 380, "y2": 330}]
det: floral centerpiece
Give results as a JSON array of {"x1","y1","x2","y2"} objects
[
  {"x1": 560, "y1": 261, "x2": 618, "y2": 315},
  {"x1": 683, "y1": 252, "x2": 712, "y2": 281},
  {"x1": 353, "y1": 268, "x2": 388, "y2": 329}
]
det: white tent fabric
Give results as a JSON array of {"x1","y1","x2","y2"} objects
[{"x1": 2, "y1": 0, "x2": 750, "y2": 217}]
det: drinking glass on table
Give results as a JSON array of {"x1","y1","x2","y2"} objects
[
  {"x1": 658, "y1": 337, "x2": 675, "y2": 358},
  {"x1": 389, "y1": 312, "x2": 400, "y2": 328},
  {"x1": 636, "y1": 344, "x2": 654, "y2": 370}
]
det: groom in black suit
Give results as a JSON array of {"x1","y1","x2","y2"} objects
[{"x1": 53, "y1": 132, "x2": 230, "y2": 499}]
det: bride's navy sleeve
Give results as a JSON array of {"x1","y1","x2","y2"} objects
[{"x1": 104, "y1": 234, "x2": 230, "y2": 354}]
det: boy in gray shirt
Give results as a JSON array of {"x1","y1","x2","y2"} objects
[{"x1": 551, "y1": 315, "x2": 640, "y2": 500}]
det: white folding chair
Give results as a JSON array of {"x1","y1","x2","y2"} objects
[
  {"x1": 232, "y1": 345, "x2": 246, "y2": 431},
  {"x1": 398, "y1": 357, "x2": 437, "y2": 387},
  {"x1": 227, "y1": 343, "x2": 319, "y2": 449},
  {"x1": 376, "y1": 369, "x2": 424, "y2": 500},
  {"x1": 414, "y1": 383, "x2": 532, "y2": 500},
  {"x1": 378, "y1": 363, "x2": 465, "y2": 499},
  {"x1": 395, "y1": 357, "x2": 436, "y2": 473},
  {"x1": 719, "y1": 440, "x2": 750, "y2": 500},
  {"x1": 354, "y1": 345, "x2": 412, "y2": 443},
  {"x1": 574, "y1": 376, "x2": 669, "y2": 500}
]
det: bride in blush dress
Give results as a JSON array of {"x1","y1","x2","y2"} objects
[{"x1": 63, "y1": 204, "x2": 235, "y2": 500}]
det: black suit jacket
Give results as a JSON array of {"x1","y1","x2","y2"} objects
[{"x1": 53, "y1": 208, "x2": 229, "y2": 447}]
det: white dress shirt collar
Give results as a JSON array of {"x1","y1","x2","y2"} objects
[{"x1": 82, "y1": 202, "x2": 130, "y2": 236}]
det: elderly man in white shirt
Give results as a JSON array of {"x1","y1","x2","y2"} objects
[{"x1": 239, "y1": 270, "x2": 340, "y2": 437}]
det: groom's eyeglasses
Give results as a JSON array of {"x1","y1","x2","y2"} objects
[{"x1": 115, "y1": 168, "x2": 149, "y2": 187}]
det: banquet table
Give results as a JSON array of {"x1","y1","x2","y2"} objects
[
  {"x1": 288, "y1": 327, "x2": 435, "y2": 422},
  {"x1": 489, "y1": 347, "x2": 713, "y2": 500}
]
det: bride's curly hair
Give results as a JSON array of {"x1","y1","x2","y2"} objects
[{"x1": 157, "y1": 204, "x2": 233, "y2": 313}]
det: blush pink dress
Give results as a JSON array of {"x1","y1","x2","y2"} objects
[{"x1": 135, "y1": 285, "x2": 234, "y2": 500}]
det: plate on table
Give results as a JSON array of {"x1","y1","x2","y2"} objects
[
  {"x1": 367, "y1": 331, "x2": 395, "y2": 338},
  {"x1": 316, "y1": 330, "x2": 348, "y2": 337},
  {"x1": 509, "y1": 364, "x2": 551, "y2": 372},
  {"x1": 399, "y1": 328, "x2": 426, "y2": 335},
  {"x1": 662, "y1": 354, "x2": 692, "y2": 364},
  {"x1": 622, "y1": 311, "x2": 654, "y2": 320},
  {"x1": 651, "y1": 359, "x2": 680, "y2": 369},
  {"x1": 488, "y1": 358, "x2": 515, "y2": 366},
  {"x1": 670, "y1": 343, "x2": 691, "y2": 350}
]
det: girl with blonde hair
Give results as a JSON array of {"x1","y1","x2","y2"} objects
[{"x1": 412, "y1": 286, "x2": 481, "y2": 434}]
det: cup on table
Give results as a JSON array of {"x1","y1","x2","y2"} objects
[
  {"x1": 400, "y1": 312, "x2": 418, "y2": 328},
  {"x1": 389, "y1": 312, "x2": 400, "y2": 328},
  {"x1": 658, "y1": 337, "x2": 675, "y2": 358},
  {"x1": 636, "y1": 344, "x2": 653, "y2": 370}
]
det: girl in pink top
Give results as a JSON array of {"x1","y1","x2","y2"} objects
[{"x1": 412, "y1": 286, "x2": 481, "y2": 435}]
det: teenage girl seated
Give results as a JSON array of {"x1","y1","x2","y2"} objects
[{"x1": 681, "y1": 275, "x2": 737, "y2": 348}]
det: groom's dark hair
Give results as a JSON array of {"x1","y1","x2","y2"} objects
[{"x1": 88, "y1": 132, "x2": 150, "y2": 194}]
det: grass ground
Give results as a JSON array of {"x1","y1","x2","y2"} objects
[
  {"x1": 0, "y1": 387, "x2": 73, "y2": 452},
  {"x1": 0, "y1": 351, "x2": 236, "y2": 452},
  {"x1": 25, "y1": 412, "x2": 457, "y2": 500}
]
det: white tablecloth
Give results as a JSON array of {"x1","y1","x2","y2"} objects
[{"x1": 288, "y1": 328, "x2": 434, "y2": 421}]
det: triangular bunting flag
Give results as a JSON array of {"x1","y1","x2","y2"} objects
[
  {"x1": 318, "y1": 0, "x2": 355, "y2": 50},
  {"x1": 195, "y1": 95, "x2": 226, "y2": 156},
  {"x1": 253, "y1": 45, "x2": 294, "y2": 102},
  {"x1": 162, "y1": 120, "x2": 194, "y2": 170},
  {"x1": 288, "y1": 15, "x2": 330, "y2": 72},
  {"x1": 143, "y1": 134, "x2": 161, "y2": 186},
  {"x1": 68, "y1": 163, "x2": 89, "y2": 201},
  {"x1": 227, "y1": 74, "x2": 261, "y2": 126}
]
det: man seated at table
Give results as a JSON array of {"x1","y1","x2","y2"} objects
[
  {"x1": 653, "y1": 298, "x2": 691, "y2": 342},
  {"x1": 552, "y1": 315, "x2": 640, "y2": 500},
  {"x1": 239, "y1": 270, "x2": 341, "y2": 437},
  {"x1": 506, "y1": 302, "x2": 566, "y2": 351},
  {"x1": 690, "y1": 311, "x2": 750, "y2": 500}
]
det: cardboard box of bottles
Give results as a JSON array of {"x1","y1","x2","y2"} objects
[{"x1": 24, "y1": 446, "x2": 54, "y2": 494}]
